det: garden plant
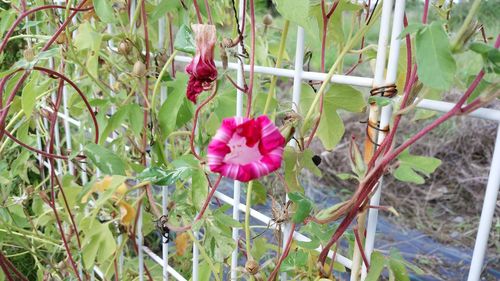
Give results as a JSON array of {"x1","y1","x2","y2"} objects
[{"x1": 0, "y1": 0, "x2": 498, "y2": 280}]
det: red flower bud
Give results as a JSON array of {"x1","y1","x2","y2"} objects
[{"x1": 185, "y1": 24, "x2": 218, "y2": 103}]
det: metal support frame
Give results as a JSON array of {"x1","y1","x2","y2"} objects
[{"x1": 29, "y1": 0, "x2": 500, "y2": 280}]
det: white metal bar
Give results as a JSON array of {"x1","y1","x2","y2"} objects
[
  {"x1": 137, "y1": 198, "x2": 144, "y2": 281},
  {"x1": 158, "y1": 8, "x2": 170, "y2": 281},
  {"x1": 279, "y1": 25, "x2": 306, "y2": 281},
  {"x1": 416, "y1": 99, "x2": 500, "y2": 121},
  {"x1": 231, "y1": 0, "x2": 246, "y2": 279},
  {"x1": 213, "y1": 191, "x2": 353, "y2": 269},
  {"x1": 355, "y1": 0, "x2": 395, "y2": 278},
  {"x1": 173, "y1": 55, "x2": 373, "y2": 87},
  {"x1": 467, "y1": 124, "x2": 500, "y2": 281},
  {"x1": 363, "y1": 0, "x2": 406, "y2": 279},
  {"x1": 143, "y1": 247, "x2": 188, "y2": 281}
]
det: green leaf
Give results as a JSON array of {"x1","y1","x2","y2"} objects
[
  {"x1": 92, "y1": 0, "x2": 117, "y2": 23},
  {"x1": 368, "y1": 96, "x2": 392, "y2": 107},
  {"x1": 388, "y1": 248, "x2": 410, "y2": 281},
  {"x1": 21, "y1": 72, "x2": 47, "y2": 119},
  {"x1": 174, "y1": 24, "x2": 196, "y2": 55},
  {"x1": 394, "y1": 165, "x2": 425, "y2": 184},
  {"x1": 301, "y1": 84, "x2": 365, "y2": 150},
  {"x1": 250, "y1": 181, "x2": 267, "y2": 205},
  {"x1": 192, "y1": 169, "x2": 208, "y2": 211},
  {"x1": 398, "y1": 23, "x2": 425, "y2": 39},
  {"x1": 84, "y1": 143, "x2": 126, "y2": 175},
  {"x1": 317, "y1": 109, "x2": 344, "y2": 150},
  {"x1": 288, "y1": 192, "x2": 313, "y2": 223},
  {"x1": 415, "y1": 22, "x2": 456, "y2": 90},
  {"x1": 365, "y1": 251, "x2": 386, "y2": 281},
  {"x1": 274, "y1": 0, "x2": 311, "y2": 29},
  {"x1": 398, "y1": 151, "x2": 442, "y2": 175},
  {"x1": 283, "y1": 147, "x2": 303, "y2": 193},
  {"x1": 136, "y1": 166, "x2": 191, "y2": 185},
  {"x1": 100, "y1": 106, "x2": 129, "y2": 143},
  {"x1": 128, "y1": 104, "x2": 143, "y2": 136},
  {"x1": 301, "y1": 149, "x2": 322, "y2": 177},
  {"x1": 469, "y1": 42, "x2": 500, "y2": 74},
  {"x1": 158, "y1": 73, "x2": 189, "y2": 140},
  {"x1": 74, "y1": 22, "x2": 102, "y2": 78},
  {"x1": 150, "y1": 0, "x2": 181, "y2": 22}
]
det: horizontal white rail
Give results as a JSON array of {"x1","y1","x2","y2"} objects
[
  {"x1": 174, "y1": 55, "x2": 374, "y2": 87},
  {"x1": 143, "y1": 246, "x2": 188, "y2": 281},
  {"x1": 213, "y1": 191, "x2": 353, "y2": 268}
]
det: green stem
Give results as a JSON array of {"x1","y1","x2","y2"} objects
[
  {"x1": 245, "y1": 181, "x2": 253, "y2": 259},
  {"x1": 301, "y1": 3, "x2": 382, "y2": 134},
  {"x1": 129, "y1": 0, "x2": 146, "y2": 34},
  {"x1": 187, "y1": 231, "x2": 222, "y2": 281},
  {"x1": 151, "y1": 50, "x2": 178, "y2": 113},
  {"x1": 263, "y1": 20, "x2": 289, "y2": 116},
  {"x1": 450, "y1": 0, "x2": 481, "y2": 52}
]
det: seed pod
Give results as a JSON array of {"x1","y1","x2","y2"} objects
[
  {"x1": 263, "y1": 14, "x2": 273, "y2": 26},
  {"x1": 222, "y1": 37, "x2": 234, "y2": 48},
  {"x1": 118, "y1": 40, "x2": 132, "y2": 55},
  {"x1": 23, "y1": 48, "x2": 35, "y2": 62},
  {"x1": 220, "y1": 47, "x2": 228, "y2": 70},
  {"x1": 132, "y1": 61, "x2": 147, "y2": 77},
  {"x1": 56, "y1": 33, "x2": 67, "y2": 45},
  {"x1": 245, "y1": 260, "x2": 260, "y2": 275}
]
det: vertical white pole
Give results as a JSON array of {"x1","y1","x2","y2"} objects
[
  {"x1": 137, "y1": 196, "x2": 145, "y2": 281},
  {"x1": 362, "y1": 0, "x2": 406, "y2": 279},
  {"x1": 280, "y1": 26, "x2": 305, "y2": 281},
  {"x1": 356, "y1": 0, "x2": 395, "y2": 278},
  {"x1": 467, "y1": 125, "x2": 500, "y2": 281},
  {"x1": 158, "y1": 8, "x2": 170, "y2": 281},
  {"x1": 127, "y1": 1, "x2": 144, "y2": 280},
  {"x1": 231, "y1": 0, "x2": 246, "y2": 279}
]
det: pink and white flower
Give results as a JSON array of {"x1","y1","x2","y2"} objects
[
  {"x1": 207, "y1": 115, "x2": 286, "y2": 182},
  {"x1": 185, "y1": 24, "x2": 218, "y2": 103}
]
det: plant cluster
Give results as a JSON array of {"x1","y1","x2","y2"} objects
[{"x1": 0, "y1": 0, "x2": 498, "y2": 280}]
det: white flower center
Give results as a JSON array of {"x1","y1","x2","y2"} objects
[{"x1": 223, "y1": 133, "x2": 262, "y2": 165}]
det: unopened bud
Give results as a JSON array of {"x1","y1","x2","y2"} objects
[
  {"x1": 118, "y1": 40, "x2": 132, "y2": 55},
  {"x1": 132, "y1": 61, "x2": 147, "y2": 77},
  {"x1": 245, "y1": 260, "x2": 259, "y2": 275},
  {"x1": 23, "y1": 48, "x2": 35, "y2": 62},
  {"x1": 263, "y1": 14, "x2": 273, "y2": 26}
]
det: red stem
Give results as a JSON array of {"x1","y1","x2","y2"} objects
[
  {"x1": 319, "y1": 35, "x2": 500, "y2": 264},
  {"x1": 203, "y1": 0, "x2": 213, "y2": 25},
  {"x1": 267, "y1": 223, "x2": 296, "y2": 281},
  {"x1": 46, "y1": 78, "x2": 82, "y2": 281},
  {"x1": 0, "y1": 251, "x2": 28, "y2": 281},
  {"x1": 190, "y1": 86, "x2": 218, "y2": 161},
  {"x1": 195, "y1": 175, "x2": 223, "y2": 221},
  {"x1": 422, "y1": 0, "x2": 430, "y2": 24},
  {"x1": 0, "y1": 4, "x2": 93, "y2": 54},
  {"x1": 192, "y1": 0, "x2": 203, "y2": 24},
  {"x1": 0, "y1": 253, "x2": 15, "y2": 281},
  {"x1": 353, "y1": 225, "x2": 370, "y2": 271}
]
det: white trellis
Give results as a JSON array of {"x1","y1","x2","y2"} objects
[{"x1": 34, "y1": 0, "x2": 500, "y2": 280}]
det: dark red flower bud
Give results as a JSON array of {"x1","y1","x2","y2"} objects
[{"x1": 185, "y1": 24, "x2": 218, "y2": 103}]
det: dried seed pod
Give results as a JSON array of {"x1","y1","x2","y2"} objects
[
  {"x1": 56, "y1": 33, "x2": 67, "y2": 45},
  {"x1": 263, "y1": 14, "x2": 273, "y2": 26},
  {"x1": 118, "y1": 40, "x2": 132, "y2": 55},
  {"x1": 222, "y1": 37, "x2": 234, "y2": 48},
  {"x1": 245, "y1": 260, "x2": 260, "y2": 275},
  {"x1": 23, "y1": 48, "x2": 35, "y2": 62},
  {"x1": 132, "y1": 61, "x2": 147, "y2": 77}
]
